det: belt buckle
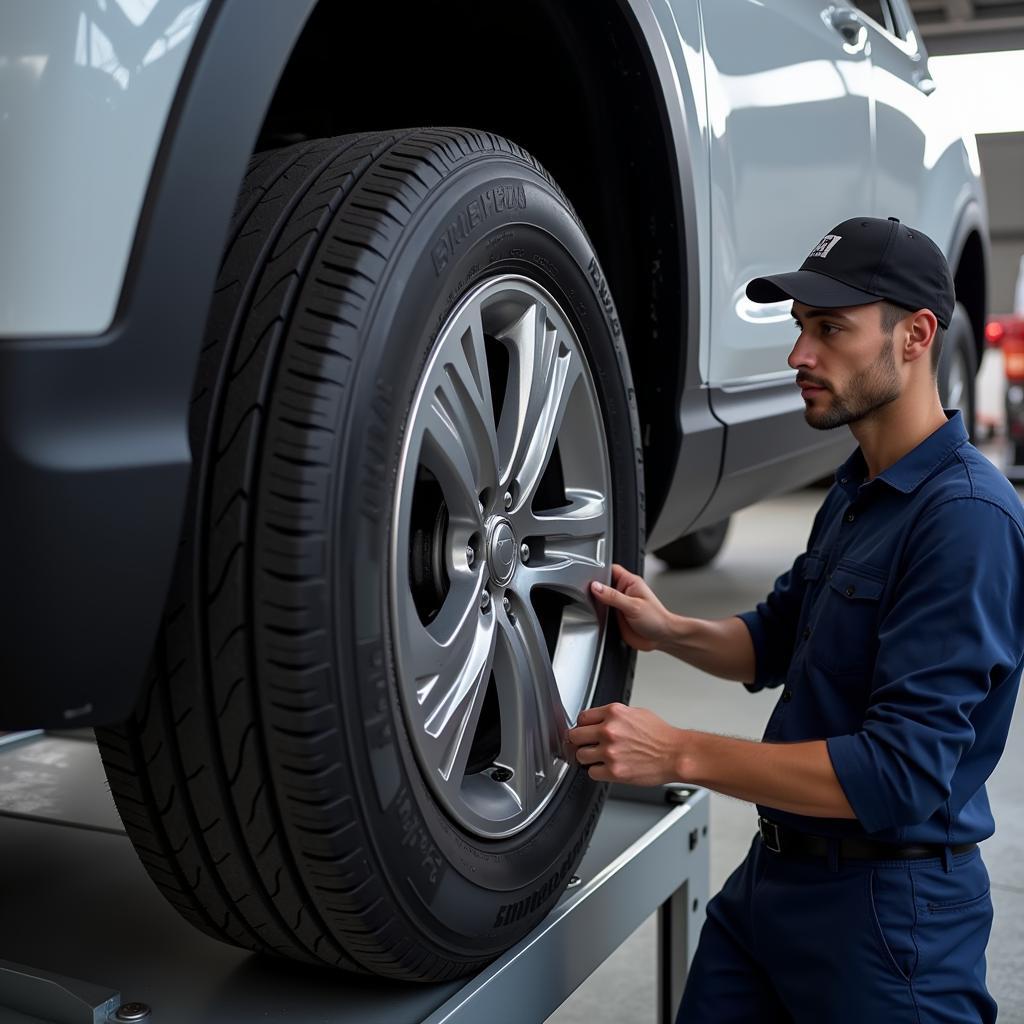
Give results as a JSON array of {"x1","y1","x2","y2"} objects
[{"x1": 758, "y1": 816, "x2": 782, "y2": 853}]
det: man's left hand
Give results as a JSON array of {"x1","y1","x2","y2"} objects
[{"x1": 567, "y1": 703, "x2": 685, "y2": 786}]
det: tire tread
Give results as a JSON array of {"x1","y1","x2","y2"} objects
[{"x1": 97, "y1": 127, "x2": 607, "y2": 980}]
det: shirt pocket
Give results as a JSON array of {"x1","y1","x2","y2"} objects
[{"x1": 807, "y1": 559, "x2": 886, "y2": 675}]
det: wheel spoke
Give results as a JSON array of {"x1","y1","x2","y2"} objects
[
  {"x1": 495, "y1": 302, "x2": 578, "y2": 501},
  {"x1": 417, "y1": 399, "x2": 481, "y2": 518},
  {"x1": 520, "y1": 488, "x2": 609, "y2": 542},
  {"x1": 418, "y1": 321, "x2": 500, "y2": 515},
  {"x1": 458, "y1": 307, "x2": 501, "y2": 468},
  {"x1": 440, "y1": 312, "x2": 501, "y2": 499},
  {"x1": 492, "y1": 601, "x2": 567, "y2": 814},
  {"x1": 519, "y1": 356, "x2": 582, "y2": 506},
  {"x1": 417, "y1": 610, "x2": 497, "y2": 791},
  {"x1": 399, "y1": 572, "x2": 480, "y2": 680},
  {"x1": 516, "y1": 489, "x2": 608, "y2": 606},
  {"x1": 517, "y1": 545, "x2": 604, "y2": 607}
]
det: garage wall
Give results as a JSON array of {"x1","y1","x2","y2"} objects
[{"x1": 977, "y1": 132, "x2": 1024, "y2": 313}]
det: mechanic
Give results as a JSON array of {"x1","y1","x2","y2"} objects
[{"x1": 567, "y1": 216, "x2": 1024, "y2": 1023}]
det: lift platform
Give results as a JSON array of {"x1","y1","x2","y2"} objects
[{"x1": 0, "y1": 730, "x2": 710, "y2": 1024}]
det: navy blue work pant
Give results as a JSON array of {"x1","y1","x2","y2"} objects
[{"x1": 677, "y1": 834, "x2": 996, "y2": 1023}]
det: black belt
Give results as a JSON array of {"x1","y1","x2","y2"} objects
[{"x1": 757, "y1": 816, "x2": 977, "y2": 861}]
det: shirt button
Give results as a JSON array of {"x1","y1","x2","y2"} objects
[
  {"x1": 782, "y1": 690, "x2": 793, "y2": 703},
  {"x1": 802, "y1": 626, "x2": 811, "y2": 640},
  {"x1": 840, "y1": 477, "x2": 848, "y2": 484},
  {"x1": 845, "y1": 584, "x2": 855, "y2": 597},
  {"x1": 846, "y1": 512, "x2": 855, "y2": 523}
]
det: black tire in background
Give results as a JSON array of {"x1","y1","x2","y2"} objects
[
  {"x1": 95, "y1": 129, "x2": 643, "y2": 981},
  {"x1": 655, "y1": 517, "x2": 731, "y2": 570},
  {"x1": 939, "y1": 301, "x2": 978, "y2": 442}
]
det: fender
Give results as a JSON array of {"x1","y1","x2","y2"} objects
[
  {"x1": 0, "y1": 0, "x2": 317, "y2": 728},
  {"x1": 621, "y1": 0, "x2": 727, "y2": 551}
]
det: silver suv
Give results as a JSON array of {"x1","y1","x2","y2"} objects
[{"x1": 0, "y1": 0, "x2": 986, "y2": 981}]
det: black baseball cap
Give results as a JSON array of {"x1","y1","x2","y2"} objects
[{"x1": 746, "y1": 216, "x2": 955, "y2": 329}]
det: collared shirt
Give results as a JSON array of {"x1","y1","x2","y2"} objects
[{"x1": 738, "y1": 409, "x2": 1024, "y2": 843}]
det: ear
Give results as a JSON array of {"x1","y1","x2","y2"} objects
[{"x1": 903, "y1": 309, "x2": 938, "y2": 366}]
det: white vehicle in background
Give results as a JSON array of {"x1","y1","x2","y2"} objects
[{"x1": 0, "y1": 0, "x2": 987, "y2": 981}]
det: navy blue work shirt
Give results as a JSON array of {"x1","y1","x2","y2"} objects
[{"x1": 737, "y1": 409, "x2": 1024, "y2": 844}]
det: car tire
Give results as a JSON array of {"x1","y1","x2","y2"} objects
[
  {"x1": 654, "y1": 517, "x2": 731, "y2": 570},
  {"x1": 94, "y1": 129, "x2": 643, "y2": 981},
  {"x1": 938, "y1": 301, "x2": 977, "y2": 442}
]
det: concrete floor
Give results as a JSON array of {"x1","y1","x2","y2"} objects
[{"x1": 550, "y1": 441, "x2": 1024, "y2": 1023}]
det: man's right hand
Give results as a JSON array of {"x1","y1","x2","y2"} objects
[{"x1": 590, "y1": 564, "x2": 675, "y2": 652}]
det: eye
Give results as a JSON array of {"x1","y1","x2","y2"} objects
[{"x1": 821, "y1": 323, "x2": 840, "y2": 337}]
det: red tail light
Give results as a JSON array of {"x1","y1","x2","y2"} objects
[
  {"x1": 985, "y1": 320, "x2": 1005, "y2": 346},
  {"x1": 1004, "y1": 335, "x2": 1024, "y2": 383}
]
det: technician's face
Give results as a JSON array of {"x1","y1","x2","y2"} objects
[{"x1": 787, "y1": 300, "x2": 901, "y2": 431}]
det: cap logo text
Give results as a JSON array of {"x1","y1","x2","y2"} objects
[{"x1": 807, "y1": 234, "x2": 842, "y2": 259}]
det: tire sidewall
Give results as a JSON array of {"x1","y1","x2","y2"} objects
[{"x1": 330, "y1": 160, "x2": 643, "y2": 953}]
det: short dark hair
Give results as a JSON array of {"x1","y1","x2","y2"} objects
[{"x1": 878, "y1": 301, "x2": 944, "y2": 375}]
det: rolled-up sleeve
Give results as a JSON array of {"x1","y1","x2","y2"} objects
[
  {"x1": 827, "y1": 498, "x2": 1024, "y2": 834},
  {"x1": 738, "y1": 500, "x2": 829, "y2": 693}
]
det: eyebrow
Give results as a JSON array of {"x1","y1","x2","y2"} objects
[{"x1": 790, "y1": 308, "x2": 854, "y2": 323}]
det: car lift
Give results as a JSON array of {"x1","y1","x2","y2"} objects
[{"x1": 0, "y1": 730, "x2": 710, "y2": 1024}]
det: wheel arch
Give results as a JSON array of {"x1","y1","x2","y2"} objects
[
  {"x1": 950, "y1": 222, "x2": 988, "y2": 371},
  {"x1": 253, "y1": 0, "x2": 700, "y2": 535}
]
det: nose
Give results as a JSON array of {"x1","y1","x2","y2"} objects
[{"x1": 787, "y1": 330, "x2": 817, "y2": 372}]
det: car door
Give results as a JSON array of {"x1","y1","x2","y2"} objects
[
  {"x1": 854, "y1": 0, "x2": 929, "y2": 223},
  {"x1": 700, "y1": 0, "x2": 875, "y2": 384},
  {"x1": 856, "y1": 0, "x2": 966, "y2": 255}
]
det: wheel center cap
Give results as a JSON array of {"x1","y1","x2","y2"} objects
[{"x1": 487, "y1": 518, "x2": 518, "y2": 585}]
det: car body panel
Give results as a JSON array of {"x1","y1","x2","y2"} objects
[
  {"x1": 864, "y1": 3, "x2": 989, "y2": 266},
  {"x1": 636, "y1": 0, "x2": 727, "y2": 551},
  {"x1": 701, "y1": 0, "x2": 874, "y2": 386},
  {"x1": 0, "y1": 0, "x2": 211, "y2": 337},
  {"x1": 0, "y1": 0, "x2": 317, "y2": 728},
  {"x1": 672, "y1": 0, "x2": 988, "y2": 538}
]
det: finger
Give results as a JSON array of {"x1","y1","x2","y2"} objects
[
  {"x1": 610, "y1": 563, "x2": 637, "y2": 588},
  {"x1": 586, "y1": 763, "x2": 613, "y2": 783},
  {"x1": 573, "y1": 744, "x2": 602, "y2": 765},
  {"x1": 574, "y1": 706, "x2": 610, "y2": 727},
  {"x1": 567, "y1": 724, "x2": 604, "y2": 746},
  {"x1": 590, "y1": 580, "x2": 634, "y2": 609}
]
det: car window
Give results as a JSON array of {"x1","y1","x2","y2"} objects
[
  {"x1": 884, "y1": 0, "x2": 919, "y2": 43},
  {"x1": 854, "y1": 1, "x2": 892, "y2": 31}
]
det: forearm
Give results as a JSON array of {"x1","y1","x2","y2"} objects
[
  {"x1": 679, "y1": 731, "x2": 856, "y2": 819},
  {"x1": 658, "y1": 613, "x2": 755, "y2": 684}
]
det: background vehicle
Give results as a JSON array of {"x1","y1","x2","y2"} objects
[
  {"x1": 986, "y1": 314, "x2": 1024, "y2": 473},
  {"x1": 0, "y1": 0, "x2": 987, "y2": 980}
]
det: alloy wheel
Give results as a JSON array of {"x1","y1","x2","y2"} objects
[{"x1": 391, "y1": 275, "x2": 612, "y2": 839}]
